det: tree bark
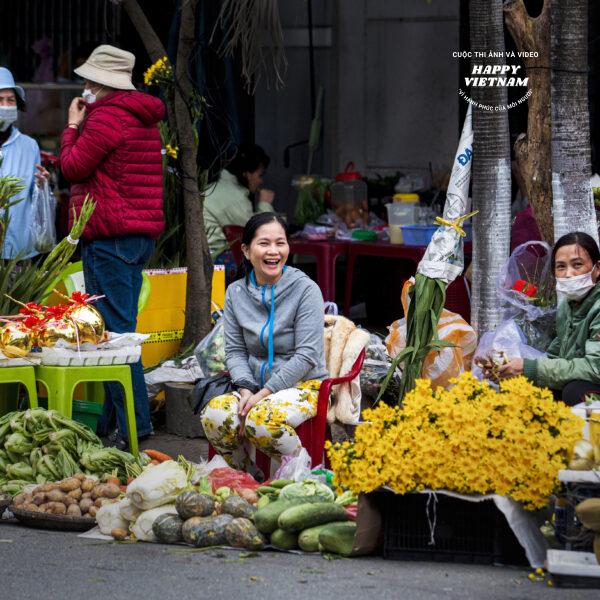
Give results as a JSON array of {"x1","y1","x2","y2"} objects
[
  {"x1": 504, "y1": 0, "x2": 553, "y2": 243},
  {"x1": 550, "y1": 0, "x2": 598, "y2": 243},
  {"x1": 175, "y1": 0, "x2": 213, "y2": 346},
  {"x1": 120, "y1": 0, "x2": 213, "y2": 343},
  {"x1": 469, "y1": 0, "x2": 512, "y2": 335}
]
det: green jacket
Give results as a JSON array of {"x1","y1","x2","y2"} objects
[
  {"x1": 204, "y1": 169, "x2": 274, "y2": 257},
  {"x1": 523, "y1": 285, "x2": 600, "y2": 389}
]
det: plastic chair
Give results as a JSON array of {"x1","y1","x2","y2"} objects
[
  {"x1": 222, "y1": 225, "x2": 244, "y2": 267},
  {"x1": 35, "y1": 364, "x2": 139, "y2": 456},
  {"x1": 0, "y1": 366, "x2": 39, "y2": 415},
  {"x1": 208, "y1": 349, "x2": 366, "y2": 476}
]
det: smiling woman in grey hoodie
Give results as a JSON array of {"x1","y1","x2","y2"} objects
[{"x1": 201, "y1": 213, "x2": 328, "y2": 472}]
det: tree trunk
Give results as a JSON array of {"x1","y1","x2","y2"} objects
[
  {"x1": 550, "y1": 0, "x2": 598, "y2": 243},
  {"x1": 504, "y1": 0, "x2": 553, "y2": 243},
  {"x1": 120, "y1": 0, "x2": 213, "y2": 344},
  {"x1": 174, "y1": 0, "x2": 213, "y2": 345},
  {"x1": 469, "y1": 0, "x2": 512, "y2": 335}
]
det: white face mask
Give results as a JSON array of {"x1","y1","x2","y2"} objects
[
  {"x1": 0, "y1": 106, "x2": 17, "y2": 131},
  {"x1": 556, "y1": 268, "x2": 597, "y2": 302},
  {"x1": 82, "y1": 88, "x2": 99, "y2": 104}
]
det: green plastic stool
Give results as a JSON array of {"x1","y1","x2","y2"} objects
[
  {"x1": 0, "y1": 366, "x2": 39, "y2": 415},
  {"x1": 35, "y1": 365, "x2": 138, "y2": 456}
]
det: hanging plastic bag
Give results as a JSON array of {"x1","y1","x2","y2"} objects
[
  {"x1": 471, "y1": 319, "x2": 545, "y2": 383},
  {"x1": 194, "y1": 315, "x2": 226, "y2": 376},
  {"x1": 272, "y1": 447, "x2": 313, "y2": 482},
  {"x1": 385, "y1": 280, "x2": 478, "y2": 390},
  {"x1": 30, "y1": 181, "x2": 56, "y2": 253},
  {"x1": 497, "y1": 240, "x2": 556, "y2": 350}
]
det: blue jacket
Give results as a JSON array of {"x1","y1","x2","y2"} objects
[{"x1": 1, "y1": 127, "x2": 40, "y2": 259}]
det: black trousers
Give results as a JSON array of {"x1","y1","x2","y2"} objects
[{"x1": 552, "y1": 380, "x2": 600, "y2": 407}]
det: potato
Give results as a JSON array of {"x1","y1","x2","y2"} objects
[
  {"x1": 34, "y1": 483, "x2": 57, "y2": 494},
  {"x1": 38, "y1": 503, "x2": 49, "y2": 513},
  {"x1": 22, "y1": 503, "x2": 39, "y2": 512},
  {"x1": 81, "y1": 492, "x2": 92, "y2": 499},
  {"x1": 32, "y1": 493, "x2": 46, "y2": 506},
  {"x1": 111, "y1": 528, "x2": 128, "y2": 541},
  {"x1": 63, "y1": 496, "x2": 77, "y2": 507},
  {"x1": 238, "y1": 488, "x2": 258, "y2": 504},
  {"x1": 59, "y1": 477, "x2": 81, "y2": 492},
  {"x1": 46, "y1": 502, "x2": 67, "y2": 515},
  {"x1": 83, "y1": 512, "x2": 94, "y2": 519},
  {"x1": 68, "y1": 488, "x2": 82, "y2": 500},
  {"x1": 91, "y1": 483, "x2": 120, "y2": 500},
  {"x1": 75, "y1": 473, "x2": 86, "y2": 481},
  {"x1": 46, "y1": 489, "x2": 67, "y2": 503},
  {"x1": 67, "y1": 504, "x2": 82, "y2": 517},
  {"x1": 81, "y1": 479, "x2": 95, "y2": 492},
  {"x1": 88, "y1": 505, "x2": 98, "y2": 518},
  {"x1": 13, "y1": 493, "x2": 29, "y2": 506}
]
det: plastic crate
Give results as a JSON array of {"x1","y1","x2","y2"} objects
[
  {"x1": 381, "y1": 492, "x2": 527, "y2": 565},
  {"x1": 401, "y1": 223, "x2": 473, "y2": 246},
  {"x1": 72, "y1": 400, "x2": 103, "y2": 430}
]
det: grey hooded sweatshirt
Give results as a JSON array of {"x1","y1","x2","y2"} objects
[{"x1": 223, "y1": 266, "x2": 328, "y2": 393}]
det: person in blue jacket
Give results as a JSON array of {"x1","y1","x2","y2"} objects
[{"x1": 0, "y1": 67, "x2": 49, "y2": 259}]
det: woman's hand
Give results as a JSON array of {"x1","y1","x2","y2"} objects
[
  {"x1": 496, "y1": 358, "x2": 524, "y2": 379},
  {"x1": 34, "y1": 164, "x2": 50, "y2": 188},
  {"x1": 68, "y1": 97, "x2": 86, "y2": 127},
  {"x1": 238, "y1": 388, "x2": 270, "y2": 418},
  {"x1": 259, "y1": 188, "x2": 275, "y2": 205}
]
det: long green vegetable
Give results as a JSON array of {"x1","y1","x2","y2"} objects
[{"x1": 377, "y1": 274, "x2": 453, "y2": 405}]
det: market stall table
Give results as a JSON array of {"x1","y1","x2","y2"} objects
[{"x1": 343, "y1": 240, "x2": 472, "y2": 318}]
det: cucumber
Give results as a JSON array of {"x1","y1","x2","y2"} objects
[
  {"x1": 318, "y1": 521, "x2": 357, "y2": 556},
  {"x1": 269, "y1": 479, "x2": 295, "y2": 489},
  {"x1": 257, "y1": 486, "x2": 279, "y2": 496},
  {"x1": 278, "y1": 502, "x2": 348, "y2": 532},
  {"x1": 254, "y1": 500, "x2": 299, "y2": 534},
  {"x1": 270, "y1": 528, "x2": 298, "y2": 550},
  {"x1": 298, "y1": 524, "x2": 332, "y2": 552}
]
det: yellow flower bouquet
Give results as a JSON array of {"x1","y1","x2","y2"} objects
[{"x1": 327, "y1": 373, "x2": 584, "y2": 509}]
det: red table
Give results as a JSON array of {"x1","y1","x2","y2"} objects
[
  {"x1": 289, "y1": 238, "x2": 349, "y2": 302},
  {"x1": 343, "y1": 240, "x2": 472, "y2": 318}
]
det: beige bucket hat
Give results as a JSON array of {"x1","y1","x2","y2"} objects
[{"x1": 74, "y1": 44, "x2": 136, "y2": 90}]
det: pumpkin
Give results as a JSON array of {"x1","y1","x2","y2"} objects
[
  {"x1": 176, "y1": 491, "x2": 215, "y2": 520},
  {"x1": 221, "y1": 495, "x2": 256, "y2": 519},
  {"x1": 182, "y1": 514, "x2": 234, "y2": 547},
  {"x1": 225, "y1": 517, "x2": 266, "y2": 550},
  {"x1": 152, "y1": 513, "x2": 184, "y2": 544}
]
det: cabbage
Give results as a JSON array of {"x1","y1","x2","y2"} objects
[
  {"x1": 126, "y1": 460, "x2": 188, "y2": 510},
  {"x1": 119, "y1": 497, "x2": 142, "y2": 523},
  {"x1": 279, "y1": 480, "x2": 335, "y2": 503},
  {"x1": 130, "y1": 504, "x2": 178, "y2": 542},
  {"x1": 96, "y1": 501, "x2": 130, "y2": 535}
]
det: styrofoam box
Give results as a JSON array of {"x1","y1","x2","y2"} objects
[
  {"x1": 37, "y1": 346, "x2": 142, "y2": 367},
  {"x1": 547, "y1": 550, "x2": 600, "y2": 578}
]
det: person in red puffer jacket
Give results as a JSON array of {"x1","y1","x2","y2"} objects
[{"x1": 60, "y1": 45, "x2": 165, "y2": 450}]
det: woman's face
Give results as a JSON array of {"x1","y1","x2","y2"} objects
[
  {"x1": 242, "y1": 220, "x2": 289, "y2": 284},
  {"x1": 554, "y1": 244, "x2": 598, "y2": 281},
  {"x1": 243, "y1": 165, "x2": 265, "y2": 194}
]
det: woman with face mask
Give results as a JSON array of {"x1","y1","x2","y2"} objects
[
  {"x1": 0, "y1": 67, "x2": 50, "y2": 259},
  {"x1": 59, "y1": 45, "x2": 165, "y2": 450},
  {"x1": 496, "y1": 231, "x2": 600, "y2": 406}
]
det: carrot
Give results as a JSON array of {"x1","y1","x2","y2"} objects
[
  {"x1": 144, "y1": 449, "x2": 173, "y2": 463},
  {"x1": 106, "y1": 476, "x2": 121, "y2": 487},
  {"x1": 126, "y1": 477, "x2": 134, "y2": 485},
  {"x1": 150, "y1": 460, "x2": 160, "y2": 465}
]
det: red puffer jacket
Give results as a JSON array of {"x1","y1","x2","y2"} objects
[{"x1": 60, "y1": 90, "x2": 165, "y2": 240}]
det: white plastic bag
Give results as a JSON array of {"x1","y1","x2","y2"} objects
[
  {"x1": 30, "y1": 181, "x2": 56, "y2": 253},
  {"x1": 471, "y1": 319, "x2": 546, "y2": 383},
  {"x1": 272, "y1": 448, "x2": 313, "y2": 482},
  {"x1": 194, "y1": 316, "x2": 226, "y2": 376}
]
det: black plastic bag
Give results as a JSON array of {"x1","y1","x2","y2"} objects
[{"x1": 192, "y1": 374, "x2": 234, "y2": 415}]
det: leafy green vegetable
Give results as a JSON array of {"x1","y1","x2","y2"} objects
[{"x1": 279, "y1": 480, "x2": 335, "y2": 503}]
